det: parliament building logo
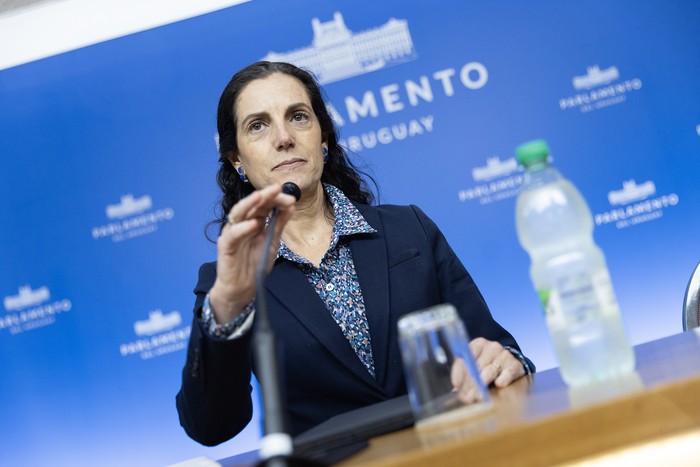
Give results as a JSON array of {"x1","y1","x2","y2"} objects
[
  {"x1": 91, "y1": 193, "x2": 174, "y2": 242},
  {"x1": 261, "y1": 12, "x2": 416, "y2": 85},
  {"x1": 572, "y1": 65, "x2": 619, "y2": 90},
  {"x1": 106, "y1": 194, "x2": 153, "y2": 219},
  {"x1": 559, "y1": 64, "x2": 642, "y2": 113},
  {"x1": 459, "y1": 155, "x2": 523, "y2": 205},
  {"x1": 595, "y1": 179, "x2": 679, "y2": 229},
  {"x1": 134, "y1": 309, "x2": 182, "y2": 336},
  {"x1": 471, "y1": 156, "x2": 520, "y2": 182},
  {"x1": 3, "y1": 285, "x2": 50, "y2": 311},
  {"x1": 607, "y1": 179, "x2": 656, "y2": 205},
  {"x1": 120, "y1": 309, "x2": 189, "y2": 360},
  {"x1": 261, "y1": 12, "x2": 489, "y2": 153},
  {"x1": 1, "y1": 285, "x2": 72, "y2": 334}
]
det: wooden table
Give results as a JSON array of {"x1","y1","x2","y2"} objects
[{"x1": 339, "y1": 330, "x2": 700, "y2": 466}]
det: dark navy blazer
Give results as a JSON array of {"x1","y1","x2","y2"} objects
[{"x1": 176, "y1": 203, "x2": 531, "y2": 446}]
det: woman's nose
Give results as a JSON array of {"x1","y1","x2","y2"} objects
[{"x1": 273, "y1": 122, "x2": 294, "y2": 150}]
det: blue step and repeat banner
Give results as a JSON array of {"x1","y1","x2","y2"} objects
[{"x1": 1, "y1": 1, "x2": 699, "y2": 465}]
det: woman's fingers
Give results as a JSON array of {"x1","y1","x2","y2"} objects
[
  {"x1": 220, "y1": 185, "x2": 296, "y2": 253},
  {"x1": 470, "y1": 338, "x2": 501, "y2": 371},
  {"x1": 451, "y1": 358, "x2": 485, "y2": 404},
  {"x1": 493, "y1": 363, "x2": 524, "y2": 388},
  {"x1": 450, "y1": 357, "x2": 467, "y2": 389},
  {"x1": 226, "y1": 184, "x2": 296, "y2": 227},
  {"x1": 469, "y1": 337, "x2": 526, "y2": 387},
  {"x1": 212, "y1": 184, "x2": 299, "y2": 317}
]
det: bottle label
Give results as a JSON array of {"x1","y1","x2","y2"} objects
[{"x1": 538, "y1": 269, "x2": 617, "y2": 326}]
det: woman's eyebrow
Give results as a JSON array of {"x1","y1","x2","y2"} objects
[{"x1": 239, "y1": 111, "x2": 269, "y2": 128}]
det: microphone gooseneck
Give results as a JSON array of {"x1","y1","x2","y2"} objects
[
  {"x1": 255, "y1": 182, "x2": 301, "y2": 304},
  {"x1": 253, "y1": 182, "x2": 304, "y2": 467}
]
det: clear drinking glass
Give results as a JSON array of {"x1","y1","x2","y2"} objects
[{"x1": 398, "y1": 304, "x2": 491, "y2": 427}]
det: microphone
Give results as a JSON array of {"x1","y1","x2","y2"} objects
[
  {"x1": 281, "y1": 182, "x2": 302, "y2": 203},
  {"x1": 254, "y1": 182, "x2": 320, "y2": 467}
]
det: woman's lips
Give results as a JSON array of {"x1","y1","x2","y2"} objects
[{"x1": 273, "y1": 159, "x2": 305, "y2": 171}]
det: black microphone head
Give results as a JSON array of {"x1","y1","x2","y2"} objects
[{"x1": 281, "y1": 182, "x2": 301, "y2": 202}]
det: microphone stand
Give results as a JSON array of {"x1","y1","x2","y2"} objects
[{"x1": 253, "y1": 183, "x2": 323, "y2": 467}]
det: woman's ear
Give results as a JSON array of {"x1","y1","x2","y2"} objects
[{"x1": 227, "y1": 154, "x2": 241, "y2": 171}]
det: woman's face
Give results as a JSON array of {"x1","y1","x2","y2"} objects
[{"x1": 232, "y1": 73, "x2": 326, "y2": 195}]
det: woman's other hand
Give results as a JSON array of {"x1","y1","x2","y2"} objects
[{"x1": 469, "y1": 337, "x2": 526, "y2": 388}]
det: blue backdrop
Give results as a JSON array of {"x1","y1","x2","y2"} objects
[{"x1": 1, "y1": 1, "x2": 699, "y2": 465}]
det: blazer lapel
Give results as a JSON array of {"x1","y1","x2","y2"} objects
[
  {"x1": 265, "y1": 260, "x2": 384, "y2": 394},
  {"x1": 350, "y1": 205, "x2": 392, "y2": 388}
]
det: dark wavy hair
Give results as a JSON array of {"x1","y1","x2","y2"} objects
[{"x1": 207, "y1": 61, "x2": 376, "y2": 240}]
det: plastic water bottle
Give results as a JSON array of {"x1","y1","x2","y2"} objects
[{"x1": 514, "y1": 139, "x2": 635, "y2": 386}]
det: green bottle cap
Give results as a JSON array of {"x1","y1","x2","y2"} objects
[{"x1": 516, "y1": 139, "x2": 550, "y2": 167}]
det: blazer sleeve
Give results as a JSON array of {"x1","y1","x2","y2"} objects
[
  {"x1": 410, "y1": 205, "x2": 535, "y2": 372},
  {"x1": 175, "y1": 262, "x2": 255, "y2": 446}
]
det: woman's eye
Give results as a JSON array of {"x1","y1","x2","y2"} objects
[
  {"x1": 292, "y1": 112, "x2": 309, "y2": 123},
  {"x1": 249, "y1": 121, "x2": 264, "y2": 132}
]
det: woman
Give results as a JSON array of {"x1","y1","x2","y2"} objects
[{"x1": 176, "y1": 61, "x2": 534, "y2": 446}]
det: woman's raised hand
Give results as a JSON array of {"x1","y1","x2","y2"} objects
[{"x1": 208, "y1": 184, "x2": 297, "y2": 323}]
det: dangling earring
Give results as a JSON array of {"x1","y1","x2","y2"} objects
[
  {"x1": 237, "y1": 166, "x2": 249, "y2": 183},
  {"x1": 322, "y1": 146, "x2": 329, "y2": 163}
]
